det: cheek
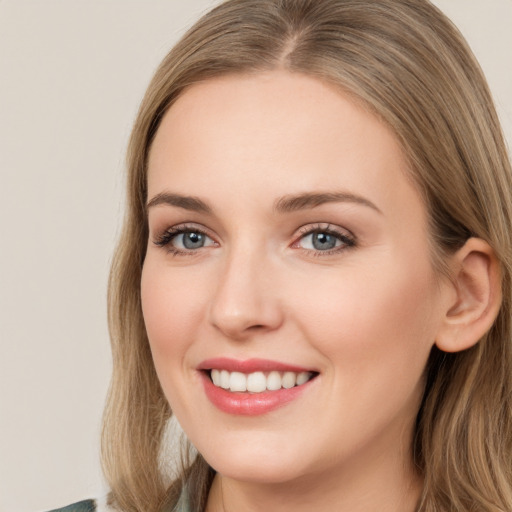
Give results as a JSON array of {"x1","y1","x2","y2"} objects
[
  {"x1": 289, "y1": 257, "x2": 440, "y2": 384},
  {"x1": 289, "y1": 262, "x2": 440, "y2": 453},
  {"x1": 140, "y1": 259, "x2": 209, "y2": 365}
]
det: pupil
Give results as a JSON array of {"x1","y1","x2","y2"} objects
[
  {"x1": 183, "y1": 232, "x2": 204, "y2": 249},
  {"x1": 313, "y1": 232, "x2": 336, "y2": 250}
]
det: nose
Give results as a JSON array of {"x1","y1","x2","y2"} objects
[{"x1": 208, "y1": 246, "x2": 284, "y2": 340}]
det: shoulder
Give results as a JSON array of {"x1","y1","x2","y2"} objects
[
  {"x1": 45, "y1": 496, "x2": 116, "y2": 512},
  {"x1": 46, "y1": 500, "x2": 97, "y2": 512},
  {"x1": 42, "y1": 492, "x2": 189, "y2": 512}
]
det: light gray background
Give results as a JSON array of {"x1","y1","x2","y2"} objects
[{"x1": 0, "y1": 1, "x2": 510, "y2": 511}]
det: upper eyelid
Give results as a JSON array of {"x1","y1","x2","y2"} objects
[
  {"x1": 153, "y1": 221, "x2": 353, "y2": 235},
  {"x1": 153, "y1": 222, "x2": 216, "y2": 238},
  {"x1": 295, "y1": 223, "x2": 355, "y2": 239},
  {"x1": 152, "y1": 223, "x2": 217, "y2": 249}
]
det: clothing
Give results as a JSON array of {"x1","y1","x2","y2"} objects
[
  {"x1": 46, "y1": 500, "x2": 97, "y2": 512},
  {"x1": 46, "y1": 489, "x2": 191, "y2": 512}
]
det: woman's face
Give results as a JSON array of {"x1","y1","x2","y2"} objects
[{"x1": 142, "y1": 71, "x2": 448, "y2": 486}]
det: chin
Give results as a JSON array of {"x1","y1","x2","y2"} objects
[
  {"x1": 194, "y1": 432, "x2": 316, "y2": 484},
  {"x1": 207, "y1": 454, "x2": 306, "y2": 484}
]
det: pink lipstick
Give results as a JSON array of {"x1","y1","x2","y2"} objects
[{"x1": 198, "y1": 358, "x2": 318, "y2": 416}]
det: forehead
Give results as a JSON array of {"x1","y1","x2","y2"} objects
[{"x1": 147, "y1": 71, "x2": 423, "y2": 223}]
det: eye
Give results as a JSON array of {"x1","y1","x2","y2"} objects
[
  {"x1": 294, "y1": 224, "x2": 355, "y2": 255},
  {"x1": 153, "y1": 225, "x2": 217, "y2": 254},
  {"x1": 300, "y1": 232, "x2": 340, "y2": 251},
  {"x1": 174, "y1": 231, "x2": 212, "y2": 250}
]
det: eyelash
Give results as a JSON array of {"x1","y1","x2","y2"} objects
[
  {"x1": 152, "y1": 223, "x2": 356, "y2": 257},
  {"x1": 153, "y1": 224, "x2": 214, "y2": 256},
  {"x1": 294, "y1": 223, "x2": 356, "y2": 256}
]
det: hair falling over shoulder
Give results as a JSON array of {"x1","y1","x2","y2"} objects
[{"x1": 101, "y1": 1, "x2": 512, "y2": 510}]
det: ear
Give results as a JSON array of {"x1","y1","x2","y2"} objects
[{"x1": 435, "y1": 238, "x2": 502, "y2": 353}]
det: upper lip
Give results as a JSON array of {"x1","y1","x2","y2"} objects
[{"x1": 197, "y1": 357, "x2": 316, "y2": 373}]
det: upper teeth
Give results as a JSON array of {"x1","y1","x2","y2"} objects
[{"x1": 210, "y1": 369, "x2": 313, "y2": 393}]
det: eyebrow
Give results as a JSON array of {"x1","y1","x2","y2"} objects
[
  {"x1": 146, "y1": 192, "x2": 213, "y2": 214},
  {"x1": 273, "y1": 192, "x2": 382, "y2": 214},
  {"x1": 146, "y1": 190, "x2": 381, "y2": 215}
]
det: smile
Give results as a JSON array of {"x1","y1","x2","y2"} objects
[
  {"x1": 210, "y1": 369, "x2": 314, "y2": 393},
  {"x1": 198, "y1": 358, "x2": 319, "y2": 415}
]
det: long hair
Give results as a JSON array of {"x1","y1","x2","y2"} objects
[{"x1": 101, "y1": 1, "x2": 512, "y2": 510}]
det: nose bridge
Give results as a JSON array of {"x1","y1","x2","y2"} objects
[{"x1": 209, "y1": 239, "x2": 282, "y2": 339}]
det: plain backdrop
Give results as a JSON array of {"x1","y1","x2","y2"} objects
[{"x1": 0, "y1": 1, "x2": 510, "y2": 511}]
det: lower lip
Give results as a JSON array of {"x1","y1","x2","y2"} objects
[{"x1": 200, "y1": 372, "x2": 315, "y2": 416}]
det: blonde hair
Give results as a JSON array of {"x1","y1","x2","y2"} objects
[{"x1": 101, "y1": 1, "x2": 512, "y2": 511}]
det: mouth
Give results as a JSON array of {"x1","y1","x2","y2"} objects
[
  {"x1": 207, "y1": 369, "x2": 317, "y2": 393},
  {"x1": 197, "y1": 358, "x2": 319, "y2": 415}
]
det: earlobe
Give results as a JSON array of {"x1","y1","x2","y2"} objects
[{"x1": 435, "y1": 238, "x2": 502, "y2": 353}]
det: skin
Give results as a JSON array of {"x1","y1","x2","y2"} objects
[{"x1": 141, "y1": 71, "x2": 456, "y2": 512}]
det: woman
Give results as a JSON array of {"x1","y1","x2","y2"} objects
[{"x1": 52, "y1": 0, "x2": 512, "y2": 511}]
